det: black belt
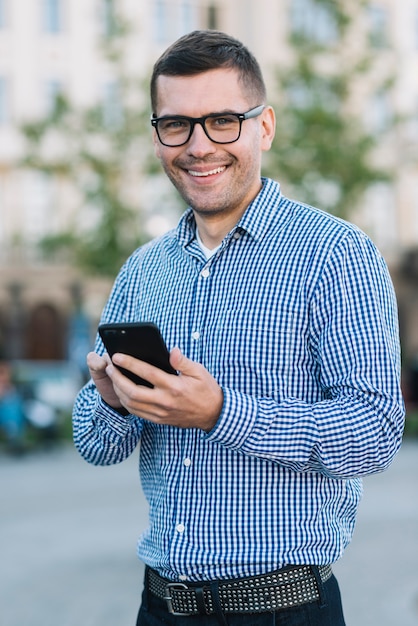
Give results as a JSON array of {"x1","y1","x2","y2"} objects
[{"x1": 147, "y1": 564, "x2": 333, "y2": 615}]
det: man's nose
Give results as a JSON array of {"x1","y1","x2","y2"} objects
[{"x1": 186, "y1": 121, "x2": 216, "y2": 156}]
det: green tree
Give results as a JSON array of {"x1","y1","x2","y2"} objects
[
  {"x1": 265, "y1": 0, "x2": 394, "y2": 217},
  {"x1": 21, "y1": 10, "x2": 157, "y2": 277}
]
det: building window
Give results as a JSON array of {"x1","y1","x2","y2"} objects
[
  {"x1": 415, "y1": 8, "x2": 418, "y2": 50},
  {"x1": 153, "y1": 0, "x2": 169, "y2": 44},
  {"x1": 287, "y1": 78, "x2": 339, "y2": 113},
  {"x1": 101, "y1": 0, "x2": 116, "y2": 37},
  {"x1": 363, "y1": 183, "x2": 397, "y2": 253},
  {"x1": 368, "y1": 4, "x2": 388, "y2": 48},
  {"x1": 367, "y1": 89, "x2": 392, "y2": 134},
  {"x1": 23, "y1": 171, "x2": 54, "y2": 243},
  {"x1": 179, "y1": 0, "x2": 195, "y2": 35},
  {"x1": 45, "y1": 79, "x2": 63, "y2": 114},
  {"x1": 153, "y1": 1, "x2": 199, "y2": 43},
  {"x1": 0, "y1": 0, "x2": 6, "y2": 29},
  {"x1": 0, "y1": 76, "x2": 9, "y2": 124},
  {"x1": 290, "y1": 0, "x2": 338, "y2": 44},
  {"x1": 102, "y1": 81, "x2": 123, "y2": 128},
  {"x1": 207, "y1": 4, "x2": 219, "y2": 30},
  {"x1": 42, "y1": 0, "x2": 62, "y2": 34}
]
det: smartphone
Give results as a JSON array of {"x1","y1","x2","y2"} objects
[{"x1": 98, "y1": 322, "x2": 177, "y2": 387}]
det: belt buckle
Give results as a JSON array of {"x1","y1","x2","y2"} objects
[{"x1": 164, "y1": 582, "x2": 189, "y2": 615}]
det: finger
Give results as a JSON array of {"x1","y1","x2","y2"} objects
[
  {"x1": 87, "y1": 351, "x2": 107, "y2": 372},
  {"x1": 169, "y1": 347, "x2": 206, "y2": 379},
  {"x1": 105, "y1": 359, "x2": 159, "y2": 404},
  {"x1": 169, "y1": 347, "x2": 184, "y2": 372},
  {"x1": 112, "y1": 353, "x2": 177, "y2": 388},
  {"x1": 106, "y1": 364, "x2": 171, "y2": 421}
]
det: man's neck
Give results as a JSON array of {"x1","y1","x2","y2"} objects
[
  {"x1": 196, "y1": 229, "x2": 221, "y2": 259},
  {"x1": 194, "y1": 212, "x2": 242, "y2": 249}
]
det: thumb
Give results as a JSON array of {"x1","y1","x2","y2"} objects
[{"x1": 169, "y1": 347, "x2": 194, "y2": 374}]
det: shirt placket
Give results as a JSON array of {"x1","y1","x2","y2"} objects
[{"x1": 168, "y1": 248, "x2": 217, "y2": 575}]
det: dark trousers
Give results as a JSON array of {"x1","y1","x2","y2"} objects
[{"x1": 136, "y1": 567, "x2": 346, "y2": 626}]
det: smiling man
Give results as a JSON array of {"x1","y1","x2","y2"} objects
[
  {"x1": 73, "y1": 30, "x2": 404, "y2": 626},
  {"x1": 151, "y1": 67, "x2": 274, "y2": 249}
]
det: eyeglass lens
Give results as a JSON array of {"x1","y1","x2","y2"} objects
[{"x1": 157, "y1": 114, "x2": 242, "y2": 146}]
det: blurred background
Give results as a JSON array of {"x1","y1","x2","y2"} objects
[
  {"x1": 0, "y1": 1, "x2": 417, "y2": 624},
  {"x1": 0, "y1": 0, "x2": 418, "y2": 450}
]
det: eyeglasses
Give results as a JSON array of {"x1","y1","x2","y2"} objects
[{"x1": 151, "y1": 105, "x2": 265, "y2": 147}]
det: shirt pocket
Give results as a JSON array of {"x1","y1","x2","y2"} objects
[{"x1": 205, "y1": 307, "x2": 305, "y2": 399}]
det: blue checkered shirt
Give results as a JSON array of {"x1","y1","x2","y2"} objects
[{"x1": 73, "y1": 178, "x2": 404, "y2": 582}]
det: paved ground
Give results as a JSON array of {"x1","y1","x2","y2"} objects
[{"x1": 1, "y1": 440, "x2": 417, "y2": 626}]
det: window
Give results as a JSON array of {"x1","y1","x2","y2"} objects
[
  {"x1": 153, "y1": 1, "x2": 199, "y2": 43},
  {"x1": 290, "y1": 0, "x2": 338, "y2": 44},
  {"x1": 363, "y1": 183, "x2": 397, "y2": 253},
  {"x1": 368, "y1": 4, "x2": 388, "y2": 48},
  {"x1": 153, "y1": 0, "x2": 169, "y2": 44},
  {"x1": 0, "y1": 76, "x2": 9, "y2": 124},
  {"x1": 179, "y1": 1, "x2": 195, "y2": 35},
  {"x1": 0, "y1": 0, "x2": 6, "y2": 29},
  {"x1": 102, "y1": 81, "x2": 122, "y2": 128},
  {"x1": 368, "y1": 89, "x2": 392, "y2": 134},
  {"x1": 45, "y1": 79, "x2": 63, "y2": 114},
  {"x1": 42, "y1": 0, "x2": 62, "y2": 34},
  {"x1": 287, "y1": 78, "x2": 340, "y2": 113},
  {"x1": 23, "y1": 171, "x2": 53, "y2": 242},
  {"x1": 101, "y1": 0, "x2": 116, "y2": 37},
  {"x1": 415, "y1": 8, "x2": 418, "y2": 50},
  {"x1": 207, "y1": 4, "x2": 219, "y2": 30}
]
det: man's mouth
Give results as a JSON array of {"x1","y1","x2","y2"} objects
[{"x1": 188, "y1": 166, "x2": 226, "y2": 177}]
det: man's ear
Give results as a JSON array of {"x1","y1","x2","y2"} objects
[{"x1": 260, "y1": 106, "x2": 276, "y2": 152}]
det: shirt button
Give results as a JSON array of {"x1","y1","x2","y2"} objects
[
  {"x1": 201, "y1": 268, "x2": 210, "y2": 278},
  {"x1": 176, "y1": 523, "x2": 185, "y2": 533},
  {"x1": 192, "y1": 331, "x2": 200, "y2": 340},
  {"x1": 184, "y1": 458, "x2": 192, "y2": 467},
  {"x1": 179, "y1": 575, "x2": 188, "y2": 581},
  {"x1": 233, "y1": 231, "x2": 241, "y2": 240}
]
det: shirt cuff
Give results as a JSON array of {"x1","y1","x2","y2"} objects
[
  {"x1": 103, "y1": 400, "x2": 130, "y2": 416},
  {"x1": 95, "y1": 397, "x2": 133, "y2": 437},
  {"x1": 204, "y1": 386, "x2": 258, "y2": 450}
]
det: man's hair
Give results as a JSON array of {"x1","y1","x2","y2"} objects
[{"x1": 150, "y1": 30, "x2": 266, "y2": 114}]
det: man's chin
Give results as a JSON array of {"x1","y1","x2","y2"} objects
[{"x1": 188, "y1": 201, "x2": 227, "y2": 216}]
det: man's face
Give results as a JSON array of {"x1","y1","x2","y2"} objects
[{"x1": 152, "y1": 68, "x2": 275, "y2": 223}]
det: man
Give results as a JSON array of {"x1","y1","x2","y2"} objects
[{"x1": 73, "y1": 30, "x2": 405, "y2": 625}]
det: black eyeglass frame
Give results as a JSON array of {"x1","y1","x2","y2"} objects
[{"x1": 151, "y1": 104, "x2": 266, "y2": 147}]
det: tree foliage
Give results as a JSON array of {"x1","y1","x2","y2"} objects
[
  {"x1": 265, "y1": 0, "x2": 393, "y2": 217},
  {"x1": 21, "y1": 10, "x2": 154, "y2": 277}
]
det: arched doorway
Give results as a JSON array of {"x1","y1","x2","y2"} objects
[{"x1": 26, "y1": 303, "x2": 66, "y2": 360}]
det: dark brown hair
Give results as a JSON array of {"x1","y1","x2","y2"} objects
[{"x1": 150, "y1": 30, "x2": 266, "y2": 114}]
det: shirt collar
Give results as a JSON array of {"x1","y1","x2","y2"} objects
[{"x1": 176, "y1": 177, "x2": 284, "y2": 248}]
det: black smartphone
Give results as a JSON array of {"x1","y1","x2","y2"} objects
[{"x1": 98, "y1": 322, "x2": 177, "y2": 387}]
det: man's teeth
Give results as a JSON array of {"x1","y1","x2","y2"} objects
[{"x1": 188, "y1": 167, "x2": 225, "y2": 177}]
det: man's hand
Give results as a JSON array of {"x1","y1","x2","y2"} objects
[
  {"x1": 104, "y1": 347, "x2": 224, "y2": 432},
  {"x1": 87, "y1": 351, "x2": 126, "y2": 411}
]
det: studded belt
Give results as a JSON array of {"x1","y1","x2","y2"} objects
[{"x1": 147, "y1": 564, "x2": 333, "y2": 615}]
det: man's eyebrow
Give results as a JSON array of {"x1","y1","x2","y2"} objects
[{"x1": 160, "y1": 108, "x2": 240, "y2": 119}]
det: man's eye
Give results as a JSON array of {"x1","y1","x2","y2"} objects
[
  {"x1": 160, "y1": 119, "x2": 188, "y2": 131},
  {"x1": 212, "y1": 115, "x2": 237, "y2": 127}
]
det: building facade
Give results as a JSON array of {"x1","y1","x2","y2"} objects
[{"x1": 0, "y1": 1, "x2": 417, "y2": 385}]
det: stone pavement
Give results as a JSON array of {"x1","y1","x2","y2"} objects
[{"x1": 1, "y1": 440, "x2": 417, "y2": 626}]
